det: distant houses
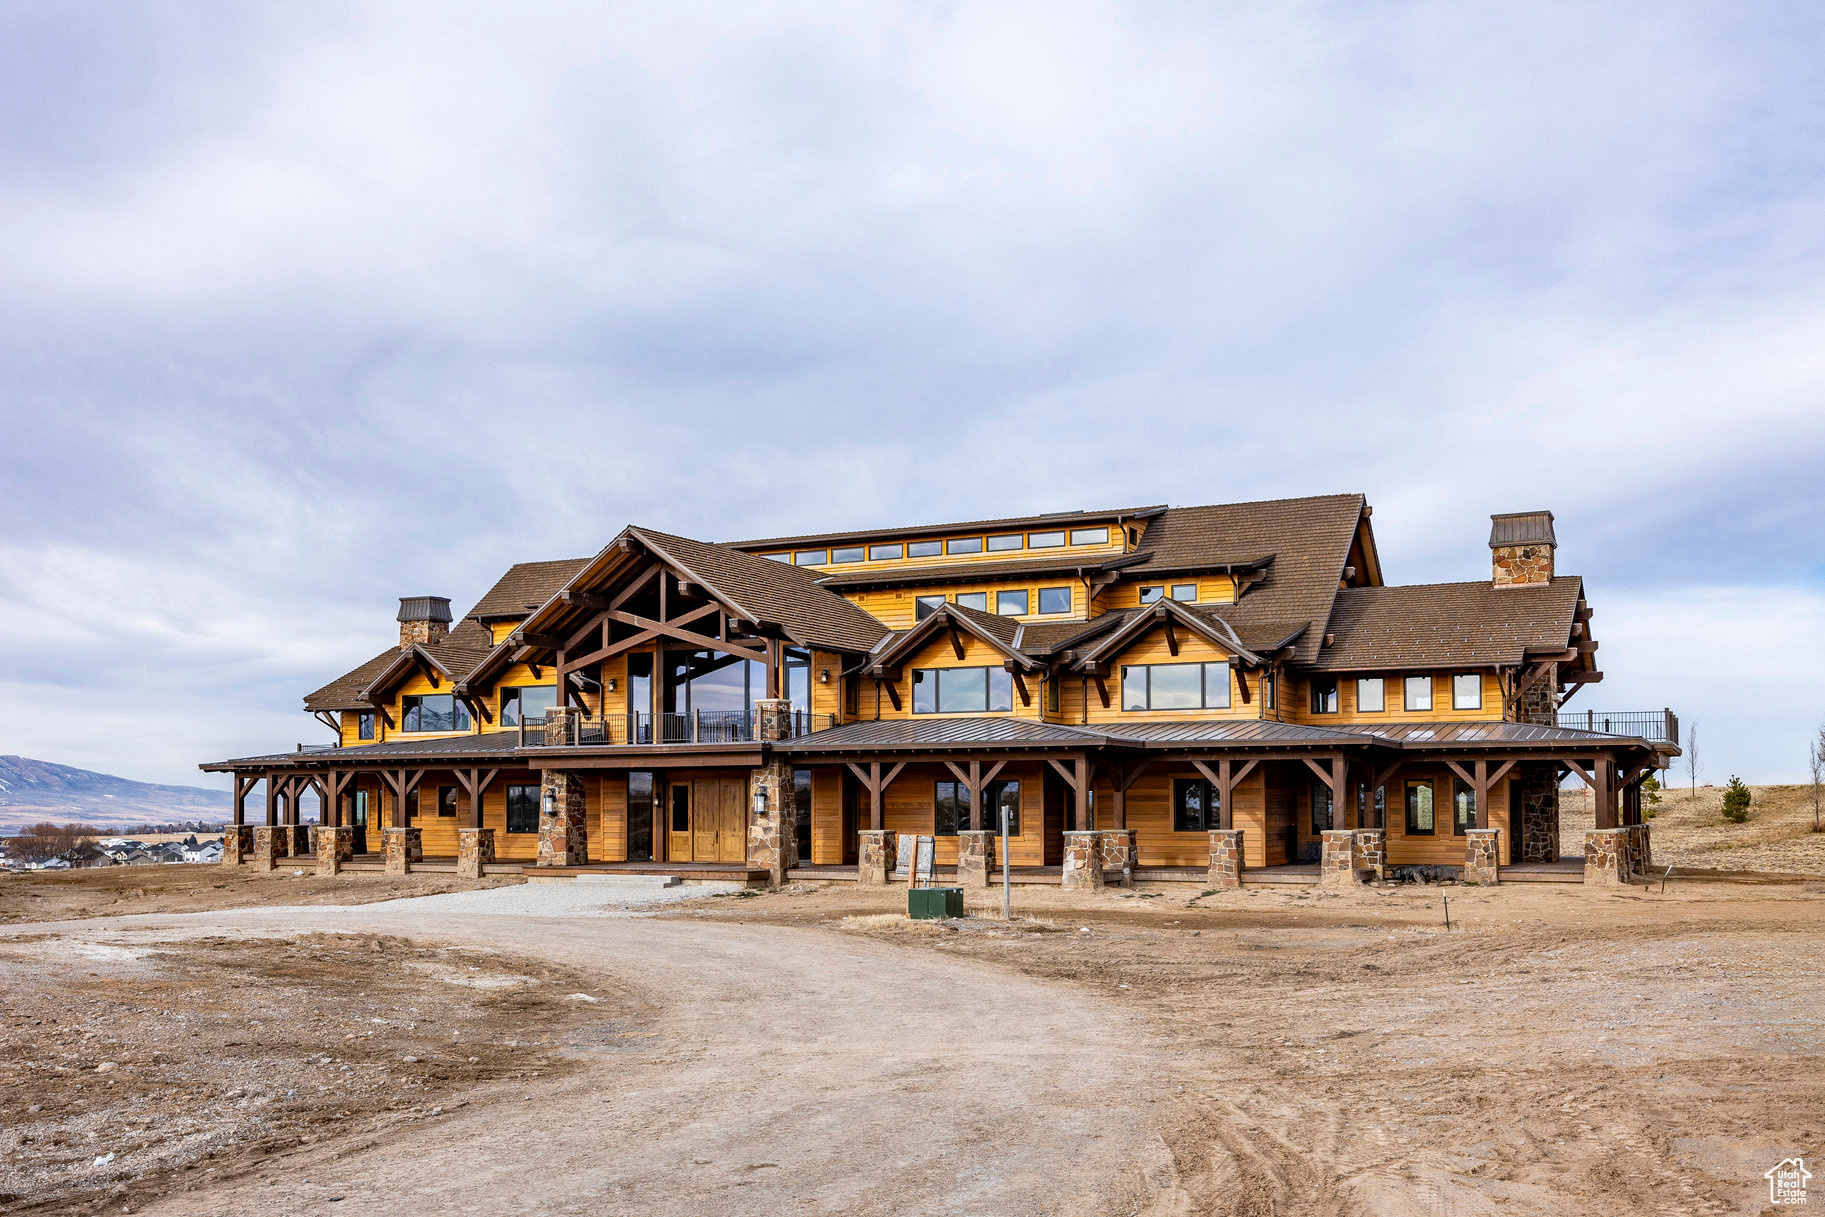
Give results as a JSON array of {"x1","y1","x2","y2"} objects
[{"x1": 0, "y1": 832, "x2": 223, "y2": 871}]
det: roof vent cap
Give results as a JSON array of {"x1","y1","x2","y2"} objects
[{"x1": 1488, "y1": 511, "x2": 1556, "y2": 548}]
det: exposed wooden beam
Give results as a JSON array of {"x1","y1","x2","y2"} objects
[{"x1": 517, "y1": 630, "x2": 568, "y2": 650}]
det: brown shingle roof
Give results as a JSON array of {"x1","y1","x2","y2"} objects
[
  {"x1": 1124, "y1": 494, "x2": 1366, "y2": 665},
  {"x1": 628, "y1": 528, "x2": 890, "y2": 654},
  {"x1": 468, "y1": 558, "x2": 592, "y2": 619},
  {"x1": 1309, "y1": 577, "x2": 1582, "y2": 671},
  {"x1": 726, "y1": 506, "x2": 1166, "y2": 551},
  {"x1": 303, "y1": 649, "x2": 400, "y2": 712}
]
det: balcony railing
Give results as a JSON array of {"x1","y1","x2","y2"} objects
[
  {"x1": 1555, "y1": 708, "x2": 1679, "y2": 745},
  {"x1": 519, "y1": 709, "x2": 837, "y2": 748}
]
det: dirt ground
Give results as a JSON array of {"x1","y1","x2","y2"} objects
[
  {"x1": 3, "y1": 869, "x2": 1822, "y2": 1215},
  {"x1": 1564, "y1": 781, "x2": 1825, "y2": 876},
  {"x1": 0, "y1": 866, "x2": 522, "y2": 925}
]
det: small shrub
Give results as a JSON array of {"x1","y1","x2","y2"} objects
[{"x1": 1721, "y1": 776, "x2": 1752, "y2": 823}]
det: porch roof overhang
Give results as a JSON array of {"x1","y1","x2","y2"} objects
[{"x1": 199, "y1": 731, "x2": 528, "y2": 773}]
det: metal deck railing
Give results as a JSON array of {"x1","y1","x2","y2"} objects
[
  {"x1": 519, "y1": 709, "x2": 836, "y2": 747},
  {"x1": 1555, "y1": 708, "x2": 1679, "y2": 745}
]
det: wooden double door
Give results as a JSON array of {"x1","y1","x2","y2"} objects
[{"x1": 667, "y1": 774, "x2": 747, "y2": 863}]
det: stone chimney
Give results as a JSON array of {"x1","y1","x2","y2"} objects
[
  {"x1": 397, "y1": 596, "x2": 452, "y2": 649},
  {"x1": 1489, "y1": 512, "x2": 1555, "y2": 587}
]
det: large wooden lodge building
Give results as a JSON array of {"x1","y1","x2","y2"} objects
[{"x1": 204, "y1": 495, "x2": 1677, "y2": 888}]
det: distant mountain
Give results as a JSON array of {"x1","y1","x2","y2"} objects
[{"x1": 0, "y1": 756, "x2": 232, "y2": 832}]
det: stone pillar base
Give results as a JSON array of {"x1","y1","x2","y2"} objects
[
  {"x1": 288, "y1": 824, "x2": 312, "y2": 856},
  {"x1": 1319, "y1": 830, "x2": 1357, "y2": 887},
  {"x1": 1095, "y1": 829, "x2": 1136, "y2": 887},
  {"x1": 383, "y1": 826, "x2": 423, "y2": 876},
  {"x1": 537, "y1": 771, "x2": 589, "y2": 867},
  {"x1": 221, "y1": 825, "x2": 254, "y2": 866},
  {"x1": 956, "y1": 831, "x2": 994, "y2": 887},
  {"x1": 1353, "y1": 829, "x2": 1385, "y2": 883},
  {"x1": 457, "y1": 827, "x2": 496, "y2": 879},
  {"x1": 746, "y1": 758, "x2": 795, "y2": 887},
  {"x1": 251, "y1": 826, "x2": 282, "y2": 874},
  {"x1": 1062, "y1": 831, "x2": 1103, "y2": 891},
  {"x1": 1464, "y1": 828, "x2": 1501, "y2": 884},
  {"x1": 1583, "y1": 828, "x2": 1627, "y2": 886},
  {"x1": 1208, "y1": 829, "x2": 1244, "y2": 889},
  {"x1": 316, "y1": 825, "x2": 355, "y2": 876},
  {"x1": 857, "y1": 830, "x2": 895, "y2": 886}
]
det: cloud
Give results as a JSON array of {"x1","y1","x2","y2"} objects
[{"x1": 0, "y1": 1, "x2": 1821, "y2": 784}]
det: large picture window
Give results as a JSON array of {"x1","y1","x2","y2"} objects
[
  {"x1": 934, "y1": 780, "x2": 970, "y2": 834},
  {"x1": 1037, "y1": 587, "x2": 1071, "y2": 614},
  {"x1": 1405, "y1": 780, "x2": 1435, "y2": 835},
  {"x1": 912, "y1": 667, "x2": 1014, "y2": 714},
  {"x1": 506, "y1": 784, "x2": 540, "y2": 834},
  {"x1": 500, "y1": 685, "x2": 557, "y2": 726},
  {"x1": 401, "y1": 694, "x2": 470, "y2": 733},
  {"x1": 995, "y1": 589, "x2": 1029, "y2": 616},
  {"x1": 1452, "y1": 673, "x2": 1482, "y2": 710},
  {"x1": 665, "y1": 650, "x2": 766, "y2": 714},
  {"x1": 1121, "y1": 662, "x2": 1232, "y2": 711},
  {"x1": 1404, "y1": 675, "x2": 1433, "y2": 712},
  {"x1": 1172, "y1": 777, "x2": 1219, "y2": 832}
]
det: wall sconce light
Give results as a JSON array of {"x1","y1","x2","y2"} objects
[
  {"x1": 606, "y1": 677, "x2": 618, "y2": 693},
  {"x1": 541, "y1": 787, "x2": 556, "y2": 819},
  {"x1": 752, "y1": 786, "x2": 769, "y2": 818},
  {"x1": 819, "y1": 669, "x2": 830, "y2": 684}
]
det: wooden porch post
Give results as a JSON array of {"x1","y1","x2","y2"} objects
[
  {"x1": 264, "y1": 770, "x2": 278, "y2": 827},
  {"x1": 870, "y1": 760, "x2": 883, "y2": 830}
]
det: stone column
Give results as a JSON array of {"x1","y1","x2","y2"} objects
[
  {"x1": 956, "y1": 831, "x2": 994, "y2": 887},
  {"x1": 857, "y1": 830, "x2": 896, "y2": 886},
  {"x1": 537, "y1": 770, "x2": 589, "y2": 867},
  {"x1": 1095, "y1": 829, "x2": 1136, "y2": 887},
  {"x1": 1061, "y1": 831, "x2": 1103, "y2": 891},
  {"x1": 542, "y1": 705, "x2": 577, "y2": 746},
  {"x1": 1463, "y1": 828, "x2": 1501, "y2": 884},
  {"x1": 1583, "y1": 828, "x2": 1627, "y2": 887},
  {"x1": 316, "y1": 825, "x2": 354, "y2": 877},
  {"x1": 1518, "y1": 761, "x2": 1560, "y2": 863},
  {"x1": 383, "y1": 826, "x2": 423, "y2": 875},
  {"x1": 457, "y1": 827, "x2": 495, "y2": 880},
  {"x1": 1352, "y1": 829, "x2": 1385, "y2": 883},
  {"x1": 251, "y1": 826, "x2": 282, "y2": 874},
  {"x1": 746, "y1": 698, "x2": 796, "y2": 887},
  {"x1": 221, "y1": 825, "x2": 254, "y2": 867},
  {"x1": 1319, "y1": 829, "x2": 1357, "y2": 887},
  {"x1": 1208, "y1": 829, "x2": 1244, "y2": 889}
]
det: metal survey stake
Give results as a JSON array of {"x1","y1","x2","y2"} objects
[{"x1": 1001, "y1": 802, "x2": 1011, "y2": 921}]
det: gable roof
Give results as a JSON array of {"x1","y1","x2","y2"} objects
[
  {"x1": 1069, "y1": 599, "x2": 1268, "y2": 670},
  {"x1": 1126, "y1": 494, "x2": 1367, "y2": 665},
  {"x1": 1309, "y1": 577, "x2": 1585, "y2": 672},
  {"x1": 862, "y1": 602, "x2": 1043, "y2": 674},
  {"x1": 469, "y1": 558, "x2": 592, "y2": 620}
]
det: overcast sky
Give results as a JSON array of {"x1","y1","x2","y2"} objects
[{"x1": 2, "y1": 1, "x2": 1822, "y2": 788}]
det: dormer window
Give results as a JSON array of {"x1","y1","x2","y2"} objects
[
  {"x1": 1069, "y1": 527, "x2": 1109, "y2": 545},
  {"x1": 868, "y1": 543, "x2": 903, "y2": 560},
  {"x1": 1028, "y1": 530, "x2": 1066, "y2": 548},
  {"x1": 830, "y1": 546, "x2": 865, "y2": 563},
  {"x1": 946, "y1": 536, "x2": 984, "y2": 555},
  {"x1": 1452, "y1": 673, "x2": 1482, "y2": 710},
  {"x1": 987, "y1": 534, "x2": 1023, "y2": 552},
  {"x1": 908, "y1": 540, "x2": 943, "y2": 558},
  {"x1": 402, "y1": 694, "x2": 469, "y2": 733},
  {"x1": 501, "y1": 685, "x2": 557, "y2": 726}
]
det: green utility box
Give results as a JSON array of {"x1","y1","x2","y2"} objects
[{"x1": 908, "y1": 887, "x2": 964, "y2": 920}]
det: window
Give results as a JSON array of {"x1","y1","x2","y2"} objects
[
  {"x1": 401, "y1": 694, "x2": 469, "y2": 733},
  {"x1": 911, "y1": 666, "x2": 1014, "y2": 714},
  {"x1": 627, "y1": 772, "x2": 655, "y2": 861},
  {"x1": 1127, "y1": 528, "x2": 1140, "y2": 546},
  {"x1": 1309, "y1": 679, "x2": 1339, "y2": 714},
  {"x1": 1312, "y1": 780, "x2": 1333, "y2": 833},
  {"x1": 987, "y1": 533, "x2": 1023, "y2": 552},
  {"x1": 1405, "y1": 780, "x2": 1435, "y2": 835},
  {"x1": 437, "y1": 785, "x2": 458, "y2": 817},
  {"x1": 784, "y1": 647, "x2": 811, "y2": 713},
  {"x1": 763, "y1": 552, "x2": 791, "y2": 562},
  {"x1": 914, "y1": 594, "x2": 946, "y2": 621},
  {"x1": 1046, "y1": 675, "x2": 1060, "y2": 714},
  {"x1": 1172, "y1": 778, "x2": 1219, "y2": 832},
  {"x1": 1357, "y1": 781, "x2": 1386, "y2": 829},
  {"x1": 954, "y1": 591, "x2": 987, "y2": 612},
  {"x1": 506, "y1": 784, "x2": 540, "y2": 834},
  {"x1": 794, "y1": 768, "x2": 813, "y2": 861},
  {"x1": 843, "y1": 673, "x2": 859, "y2": 717},
  {"x1": 1069, "y1": 527, "x2": 1108, "y2": 545},
  {"x1": 501, "y1": 685, "x2": 557, "y2": 726},
  {"x1": 1452, "y1": 673, "x2": 1482, "y2": 710},
  {"x1": 793, "y1": 549, "x2": 827, "y2": 565},
  {"x1": 1138, "y1": 586, "x2": 1163, "y2": 604},
  {"x1": 934, "y1": 780, "x2": 970, "y2": 834},
  {"x1": 946, "y1": 536, "x2": 983, "y2": 555},
  {"x1": 1264, "y1": 670, "x2": 1277, "y2": 710},
  {"x1": 985, "y1": 780, "x2": 1020, "y2": 835},
  {"x1": 830, "y1": 546, "x2": 865, "y2": 564},
  {"x1": 1170, "y1": 583, "x2": 1197, "y2": 602},
  {"x1": 908, "y1": 540, "x2": 943, "y2": 558},
  {"x1": 1357, "y1": 677, "x2": 1385, "y2": 713},
  {"x1": 1453, "y1": 780, "x2": 1475, "y2": 835},
  {"x1": 1028, "y1": 530, "x2": 1066, "y2": 548},
  {"x1": 357, "y1": 712, "x2": 375, "y2": 741},
  {"x1": 868, "y1": 543, "x2": 903, "y2": 560},
  {"x1": 1404, "y1": 675, "x2": 1433, "y2": 712},
  {"x1": 670, "y1": 785, "x2": 689, "y2": 833},
  {"x1": 404, "y1": 788, "x2": 419, "y2": 821},
  {"x1": 1037, "y1": 586, "x2": 1071, "y2": 615},
  {"x1": 996, "y1": 589, "x2": 1029, "y2": 616},
  {"x1": 664, "y1": 650, "x2": 766, "y2": 714},
  {"x1": 1121, "y1": 662, "x2": 1231, "y2": 711}
]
